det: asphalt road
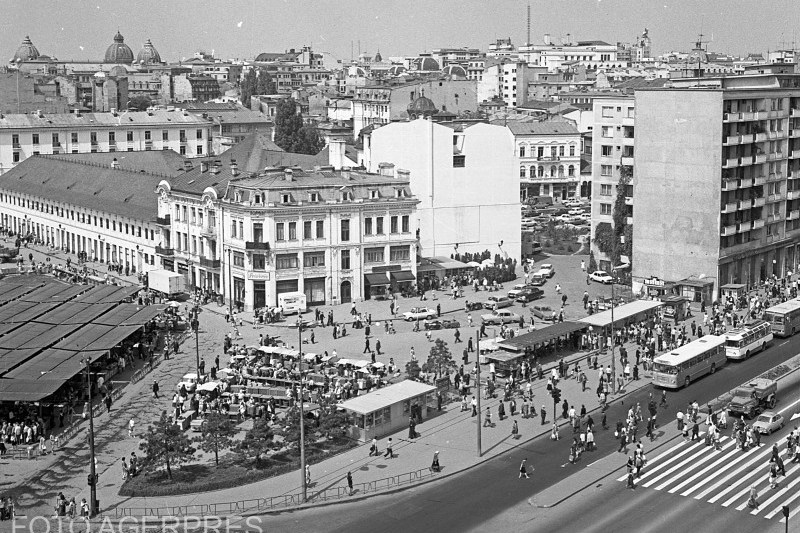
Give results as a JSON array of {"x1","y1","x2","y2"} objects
[{"x1": 257, "y1": 333, "x2": 800, "y2": 533}]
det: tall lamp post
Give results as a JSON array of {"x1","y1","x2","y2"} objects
[
  {"x1": 82, "y1": 357, "x2": 98, "y2": 517},
  {"x1": 609, "y1": 261, "x2": 630, "y2": 394},
  {"x1": 475, "y1": 330, "x2": 482, "y2": 457},
  {"x1": 297, "y1": 317, "x2": 307, "y2": 501},
  {"x1": 192, "y1": 314, "x2": 200, "y2": 379}
]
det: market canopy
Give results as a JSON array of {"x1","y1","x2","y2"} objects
[
  {"x1": 0, "y1": 378, "x2": 68, "y2": 402},
  {"x1": 578, "y1": 300, "x2": 664, "y2": 329},
  {"x1": 495, "y1": 321, "x2": 587, "y2": 353},
  {"x1": 339, "y1": 380, "x2": 436, "y2": 415}
]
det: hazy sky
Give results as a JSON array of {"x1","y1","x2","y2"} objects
[{"x1": 2, "y1": 0, "x2": 798, "y2": 63}]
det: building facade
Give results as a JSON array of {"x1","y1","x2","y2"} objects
[
  {"x1": 589, "y1": 96, "x2": 635, "y2": 271},
  {"x1": 632, "y1": 74, "x2": 800, "y2": 300},
  {"x1": 0, "y1": 109, "x2": 213, "y2": 173},
  {"x1": 156, "y1": 160, "x2": 419, "y2": 311}
]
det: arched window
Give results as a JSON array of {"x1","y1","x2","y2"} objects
[
  {"x1": 550, "y1": 166, "x2": 556, "y2": 177},
  {"x1": 558, "y1": 165, "x2": 565, "y2": 177},
  {"x1": 529, "y1": 165, "x2": 536, "y2": 177},
  {"x1": 568, "y1": 165, "x2": 575, "y2": 177},
  {"x1": 538, "y1": 166, "x2": 544, "y2": 177},
  {"x1": 519, "y1": 145, "x2": 526, "y2": 157},
  {"x1": 520, "y1": 166, "x2": 526, "y2": 177}
]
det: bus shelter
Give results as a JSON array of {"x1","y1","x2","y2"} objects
[
  {"x1": 579, "y1": 300, "x2": 664, "y2": 335},
  {"x1": 339, "y1": 380, "x2": 437, "y2": 442},
  {"x1": 488, "y1": 322, "x2": 587, "y2": 376}
]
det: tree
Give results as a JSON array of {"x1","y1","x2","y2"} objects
[
  {"x1": 240, "y1": 68, "x2": 257, "y2": 107},
  {"x1": 128, "y1": 95, "x2": 152, "y2": 111},
  {"x1": 238, "y1": 418, "x2": 277, "y2": 465},
  {"x1": 611, "y1": 169, "x2": 633, "y2": 269},
  {"x1": 274, "y1": 98, "x2": 324, "y2": 155},
  {"x1": 423, "y1": 339, "x2": 456, "y2": 379},
  {"x1": 139, "y1": 412, "x2": 195, "y2": 480},
  {"x1": 405, "y1": 359, "x2": 422, "y2": 380},
  {"x1": 593, "y1": 222, "x2": 614, "y2": 256},
  {"x1": 194, "y1": 412, "x2": 236, "y2": 466},
  {"x1": 256, "y1": 69, "x2": 276, "y2": 95}
]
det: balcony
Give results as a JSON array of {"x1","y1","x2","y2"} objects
[
  {"x1": 723, "y1": 157, "x2": 739, "y2": 169},
  {"x1": 200, "y1": 225, "x2": 216, "y2": 238},
  {"x1": 245, "y1": 241, "x2": 270, "y2": 251},
  {"x1": 11, "y1": 141, "x2": 21, "y2": 150},
  {"x1": 741, "y1": 111, "x2": 756, "y2": 121},
  {"x1": 754, "y1": 153, "x2": 767, "y2": 164},
  {"x1": 724, "y1": 135, "x2": 741, "y2": 146},
  {"x1": 737, "y1": 221, "x2": 752, "y2": 232},
  {"x1": 199, "y1": 257, "x2": 221, "y2": 269},
  {"x1": 769, "y1": 193, "x2": 784, "y2": 203},
  {"x1": 753, "y1": 197, "x2": 766, "y2": 207},
  {"x1": 788, "y1": 210, "x2": 800, "y2": 221},
  {"x1": 755, "y1": 132, "x2": 768, "y2": 142},
  {"x1": 179, "y1": 137, "x2": 188, "y2": 145},
  {"x1": 791, "y1": 129, "x2": 800, "y2": 138},
  {"x1": 52, "y1": 141, "x2": 61, "y2": 148},
  {"x1": 767, "y1": 152, "x2": 783, "y2": 162},
  {"x1": 537, "y1": 156, "x2": 560, "y2": 162},
  {"x1": 752, "y1": 219, "x2": 766, "y2": 229},
  {"x1": 625, "y1": 216, "x2": 633, "y2": 225},
  {"x1": 792, "y1": 149, "x2": 800, "y2": 159},
  {"x1": 788, "y1": 190, "x2": 800, "y2": 200},
  {"x1": 621, "y1": 156, "x2": 634, "y2": 166},
  {"x1": 155, "y1": 245, "x2": 174, "y2": 256},
  {"x1": 625, "y1": 196, "x2": 633, "y2": 206},
  {"x1": 724, "y1": 112, "x2": 739, "y2": 122},
  {"x1": 791, "y1": 108, "x2": 800, "y2": 118},
  {"x1": 721, "y1": 179, "x2": 740, "y2": 191},
  {"x1": 754, "y1": 111, "x2": 769, "y2": 120},
  {"x1": 736, "y1": 199, "x2": 750, "y2": 210},
  {"x1": 721, "y1": 202, "x2": 737, "y2": 213},
  {"x1": 753, "y1": 175, "x2": 767, "y2": 186},
  {"x1": 768, "y1": 213, "x2": 783, "y2": 223},
  {"x1": 721, "y1": 224, "x2": 737, "y2": 237},
  {"x1": 155, "y1": 215, "x2": 171, "y2": 226}
]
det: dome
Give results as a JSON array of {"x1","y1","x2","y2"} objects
[
  {"x1": 415, "y1": 57, "x2": 440, "y2": 71},
  {"x1": 442, "y1": 64, "x2": 467, "y2": 78},
  {"x1": 12, "y1": 35, "x2": 40, "y2": 62},
  {"x1": 388, "y1": 65, "x2": 406, "y2": 76},
  {"x1": 136, "y1": 39, "x2": 161, "y2": 65},
  {"x1": 108, "y1": 65, "x2": 128, "y2": 77},
  {"x1": 407, "y1": 95, "x2": 438, "y2": 119},
  {"x1": 104, "y1": 31, "x2": 134, "y2": 64}
]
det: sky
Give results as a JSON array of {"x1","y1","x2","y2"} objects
[{"x1": 1, "y1": 0, "x2": 799, "y2": 64}]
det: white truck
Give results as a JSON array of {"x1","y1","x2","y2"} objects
[{"x1": 147, "y1": 269, "x2": 186, "y2": 297}]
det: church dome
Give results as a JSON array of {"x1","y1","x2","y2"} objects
[
  {"x1": 407, "y1": 95, "x2": 438, "y2": 119},
  {"x1": 12, "y1": 35, "x2": 40, "y2": 62},
  {"x1": 104, "y1": 31, "x2": 134, "y2": 64},
  {"x1": 136, "y1": 39, "x2": 162, "y2": 65}
]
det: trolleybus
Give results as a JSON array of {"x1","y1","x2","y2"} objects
[
  {"x1": 723, "y1": 320, "x2": 773, "y2": 359},
  {"x1": 764, "y1": 299, "x2": 800, "y2": 337}
]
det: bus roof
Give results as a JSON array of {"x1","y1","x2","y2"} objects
[
  {"x1": 724, "y1": 320, "x2": 769, "y2": 340},
  {"x1": 653, "y1": 335, "x2": 725, "y2": 366},
  {"x1": 765, "y1": 299, "x2": 800, "y2": 315}
]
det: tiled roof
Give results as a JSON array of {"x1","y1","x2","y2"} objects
[
  {"x1": 0, "y1": 109, "x2": 212, "y2": 130},
  {"x1": 222, "y1": 133, "x2": 327, "y2": 173},
  {"x1": 46, "y1": 150, "x2": 187, "y2": 177},
  {"x1": 496, "y1": 121, "x2": 580, "y2": 136},
  {"x1": 0, "y1": 156, "x2": 161, "y2": 220}
]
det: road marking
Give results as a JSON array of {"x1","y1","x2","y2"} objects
[
  {"x1": 777, "y1": 488, "x2": 800, "y2": 522},
  {"x1": 644, "y1": 445, "x2": 717, "y2": 488},
  {"x1": 615, "y1": 440, "x2": 692, "y2": 482},
  {"x1": 694, "y1": 444, "x2": 766, "y2": 500},
  {"x1": 777, "y1": 396, "x2": 800, "y2": 415},
  {"x1": 750, "y1": 465, "x2": 800, "y2": 515},
  {"x1": 668, "y1": 439, "x2": 735, "y2": 494},
  {"x1": 710, "y1": 445, "x2": 777, "y2": 504}
]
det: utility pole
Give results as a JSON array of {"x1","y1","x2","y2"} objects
[
  {"x1": 192, "y1": 314, "x2": 200, "y2": 379},
  {"x1": 610, "y1": 268, "x2": 616, "y2": 394},
  {"x1": 84, "y1": 358, "x2": 98, "y2": 517},
  {"x1": 298, "y1": 318, "x2": 307, "y2": 501},
  {"x1": 475, "y1": 330, "x2": 482, "y2": 457}
]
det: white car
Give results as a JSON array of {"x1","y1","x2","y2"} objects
[
  {"x1": 508, "y1": 283, "x2": 530, "y2": 298},
  {"x1": 588, "y1": 270, "x2": 614, "y2": 284},
  {"x1": 402, "y1": 307, "x2": 437, "y2": 321},
  {"x1": 753, "y1": 411, "x2": 784, "y2": 434},
  {"x1": 177, "y1": 372, "x2": 198, "y2": 393},
  {"x1": 539, "y1": 264, "x2": 555, "y2": 278},
  {"x1": 481, "y1": 309, "x2": 522, "y2": 325},
  {"x1": 568, "y1": 208, "x2": 585, "y2": 216}
]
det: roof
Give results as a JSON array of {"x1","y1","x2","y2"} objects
[
  {"x1": 47, "y1": 151, "x2": 187, "y2": 177},
  {"x1": 495, "y1": 321, "x2": 587, "y2": 353},
  {"x1": 224, "y1": 133, "x2": 327, "y2": 173},
  {"x1": 0, "y1": 156, "x2": 163, "y2": 220},
  {"x1": 417, "y1": 257, "x2": 471, "y2": 273},
  {"x1": 500, "y1": 121, "x2": 580, "y2": 136},
  {"x1": 575, "y1": 40, "x2": 612, "y2": 47},
  {"x1": 579, "y1": 300, "x2": 664, "y2": 328},
  {"x1": 0, "y1": 109, "x2": 212, "y2": 130},
  {"x1": 339, "y1": 380, "x2": 437, "y2": 415},
  {"x1": 614, "y1": 78, "x2": 670, "y2": 91}
]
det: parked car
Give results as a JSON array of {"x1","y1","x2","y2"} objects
[
  {"x1": 423, "y1": 319, "x2": 461, "y2": 330},
  {"x1": 515, "y1": 287, "x2": 544, "y2": 303},
  {"x1": 177, "y1": 373, "x2": 199, "y2": 393},
  {"x1": 568, "y1": 208, "x2": 585, "y2": 216},
  {"x1": 402, "y1": 307, "x2": 437, "y2": 321},
  {"x1": 530, "y1": 305, "x2": 557, "y2": 321},
  {"x1": 483, "y1": 296, "x2": 513, "y2": 309},
  {"x1": 530, "y1": 272, "x2": 548, "y2": 286},
  {"x1": 588, "y1": 270, "x2": 614, "y2": 284},
  {"x1": 753, "y1": 411, "x2": 785, "y2": 434},
  {"x1": 539, "y1": 264, "x2": 555, "y2": 278},
  {"x1": 481, "y1": 309, "x2": 522, "y2": 325},
  {"x1": 508, "y1": 283, "x2": 532, "y2": 298}
]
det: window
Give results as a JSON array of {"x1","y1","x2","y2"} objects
[
  {"x1": 601, "y1": 145, "x2": 613, "y2": 157},
  {"x1": 196, "y1": 129, "x2": 203, "y2": 139},
  {"x1": 308, "y1": 192, "x2": 320, "y2": 202},
  {"x1": 253, "y1": 222, "x2": 263, "y2": 242},
  {"x1": 13, "y1": 152, "x2": 19, "y2": 163},
  {"x1": 192, "y1": 237, "x2": 197, "y2": 254},
  {"x1": 145, "y1": 130, "x2": 151, "y2": 141},
  {"x1": 376, "y1": 217, "x2": 384, "y2": 234},
  {"x1": 252, "y1": 254, "x2": 266, "y2": 270},
  {"x1": 190, "y1": 208, "x2": 196, "y2": 224},
  {"x1": 233, "y1": 252, "x2": 245, "y2": 268},
  {"x1": 276, "y1": 222, "x2": 285, "y2": 241},
  {"x1": 364, "y1": 218, "x2": 373, "y2": 235},
  {"x1": 601, "y1": 165, "x2": 613, "y2": 176},
  {"x1": 197, "y1": 145, "x2": 203, "y2": 155},
  {"x1": 370, "y1": 190, "x2": 379, "y2": 199},
  {"x1": 391, "y1": 216, "x2": 398, "y2": 234},
  {"x1": 316, "y1": 220, "x2": 324, "y2": 238},
  {"x1": 453, "y1": 155, "x2": 465, "y2": 167},
  {"x1": 303, "y1": 252, "x2": 325, "y2": 267},
  {"x1": 162, "y1": 130, "x2": 169, "y2": 141},
  {"x1": 281, "y1": 193, "x2": 292, "y2": 203},
  {"x1": 127, "y1": 131, "x2": 133, "y2": 142},
  {"x1": 519, "y1": 145, "x2": 526, "y2": 157},
  {"x1": 32, "y1": 133, "x2": 39, "y2": 145},
  {"x1": 230, "y1": 220, "x2": 237, "y2": 238},
  {"x1": 602, "y1": 106, "x2": 614, "y2": 118},
  {"x1": 601, "y1": 184, "x2": 613, "y2": 196},
  {"x1": 180, "y1": 146, "x2": 186, "y2": 155},
  {"x1": 601, "y1": 126, "x2": 613, "y2": 138},
  {"x1": 520, "y1": 166, "x2": 527, "y2": 177},
  {"x1": 12, "y1": 134, "x2": 19, "y2": 146},
  {"x1": 559, "y1": 145, "x2": 565, "y2": 157},
  {"x1": 52, "y1": 133, "x2": 59, "y2": 146},
  {"x1": 568, "y1": 165, "x2": 575, "y2": 176},
  {"x1": 600, "y1": 203, "x2": 612, "y2": 215},
  {"x1": 390, "y1": 245, "x2": 410, "y2": 261},
  {"x1": 303, "y1": 221, "x2": 312, "y2": 239},
  {"x1": 288, "y1": 221, "x2": 297, "y2": 240},
  {"x1": 341, "y1": 219, "x2": 350, "y2": 241},
  {"x1": 341, "y1": 249, "x2": 351, "y2": 270},
  {"x1": 402, "y1": 215, "x2": 410, "y2": 233},
  {"x1": 239, "y1": 221, "x2": 243, "y2": 238},
  {"x1": 179, "y1": 129, "x2": 186, "y2": 141},
  {"x1": 276, "y1": 254, "x2": 299, "y2": 270},
  {"x1": 365, "y1": 247, "x2": 384, "y2": 263},
  {"x1": 90, "y1": 132, "x2": 97, "y2": 144}
]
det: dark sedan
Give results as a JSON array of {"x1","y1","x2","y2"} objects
[
  {"x1": 515, "y1": 288, "x2": 544, "y2": 303},
  {"x1": 423, "y1": 319, "x2": 462, "y2": 330}
]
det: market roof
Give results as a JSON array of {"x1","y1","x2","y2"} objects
[
  {"x1": 578, "y1": 300, "x2": 664, "y2": 328},
  {"x1": 339, "y1": 380, "x2": 436, "y2": 415},
  {"x1": 416, "y1": 257, "x2": 471, "y2": 273},
  {"x1": 0, "y1": 156, "x2": 164, "y2": 220},
  {"x1": 495, "y1": 321, "x2": 588, "y2": 353}
]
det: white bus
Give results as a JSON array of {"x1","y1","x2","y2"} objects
[
  {"x1": 724, "y1": 320, "x2": 773, "y2": 360},
  {"x1": 651, "y1": 335, "x2": 727, "y2": 389},
  {"x1": 764, "y1": 299, "x2": 800, "y2": 337}
]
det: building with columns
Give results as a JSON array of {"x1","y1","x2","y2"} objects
[{"x1": 155, "y1": 158, "x2": 419, "y2": 311}]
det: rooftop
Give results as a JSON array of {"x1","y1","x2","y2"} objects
[
  {"x1": 498, "y1": 121, "x2": 580, "y2": 136},
  {"x1": 0, "y1": 109, "x2": 212, "y2": 129},
  {"x1": 339, "y1": 380, "x2": 437, "y2": 415},
  {"x1": 46, "y1": 150, "x2": 187, "y2": 177}
]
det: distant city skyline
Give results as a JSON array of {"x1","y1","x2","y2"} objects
[{"x1": 1, "y1": 0, "x2": 798, "y2": 64}]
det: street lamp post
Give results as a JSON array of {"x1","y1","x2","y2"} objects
[
  {"x1": 475, "y1": 330, "x2": 481, "y2": 457},
  {"x1": 297, "y1": 318, "x2": 307, "y2": 501},
  {"x1": 192, "y1": 315, "x2": 200, "y2": 379},
  {"x1": 83, "y1": 357, "x2": 98, "y2": 517}
]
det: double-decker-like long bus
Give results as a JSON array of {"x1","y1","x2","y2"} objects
[{"x1": 651, "y1": 335, "x2": 727, "y2": 389}]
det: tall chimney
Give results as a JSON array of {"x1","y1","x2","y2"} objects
[
  {"x1": 230, "y1": 158, "x2": 239, "y2": 176},
  {"x1": 200, "y1": 161, "x2": 209, "y2": 172},
  {"x1": 183, "y1": 160, "x2": 193, "y2": 172},
  {"x1": 284, "y1": 168, "x2": 293, "y2": 181},
  {"x1": 328, "y1": 138, "x2": 346, "y2": 170},
  {"x1": 544, "y1": 33, "x2": 551, "y2": 46}
]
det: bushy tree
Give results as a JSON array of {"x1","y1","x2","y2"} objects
[
  {"x1": 423, "y1": 339, "x2": 456, "y2": 379},
  {"x1": 139, "y1": 412, "x2": 195, "y2": 480},
  {"x1": 405, "y1": 359, "x2": 422, "y2": 380},
  {"x1": 238, "y1": 418, "x2": 277, "y2": 465},
  {"x1": 128, "y1": 95, "x2": 152, "y2": 111},
  {"x1": 274, "y1": 98, "x2": 324, "y2": 155},
  {"x1": 194, "y1": 412, "x2": 236, "y2": 466}
]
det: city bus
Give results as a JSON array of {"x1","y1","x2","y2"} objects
[
  {"x1": 651, "y1": 335, "x2": 727, "y2": 389},
  {"x1": 764, "y1": 299, "x2": 800, "y2": 337},
  {"x1": 724, "y1": 320, "x2": 773, "y2": 360}
]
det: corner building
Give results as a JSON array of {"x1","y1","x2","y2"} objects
[{"x1": 632, "y1": 74, "x2": 800, "y2": 301}]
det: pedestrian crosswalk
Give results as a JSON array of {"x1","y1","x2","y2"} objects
[{"x1": 616, "y1": 435, "x2": 800, "y2": 523}]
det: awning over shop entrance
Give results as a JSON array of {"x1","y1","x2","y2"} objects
[
  {"x1": 365, "y1": 273, "x2": 390, "y2": 286},
  {"x1": 390, "y1": 271, "x2": 416, "y2": 283}
]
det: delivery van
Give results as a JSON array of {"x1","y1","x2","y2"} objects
[{"x1": 278, "y1": 291, "x2": 307, "y2": 315}]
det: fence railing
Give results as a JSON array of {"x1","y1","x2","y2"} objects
[{"x1": 113, "y1": 467, "x2": 440, "y2": 518}]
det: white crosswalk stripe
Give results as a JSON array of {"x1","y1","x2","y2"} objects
[{"x1": 616, "y1": 434, "x2": 800, "y2": 521}]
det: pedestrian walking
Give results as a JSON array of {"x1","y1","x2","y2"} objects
[
  {"x1": 748, "y1": 485, "x2": 759, "y2": 509},
  {"x1": 541, "y1": 405, "x2": 547, "y2": 425},
  {"x1": 512, "y1": 419, "x2": 519, "y2": 439},
  {"x1": 369, "y1": 437, "x2": 378, "y2": 456},
  {"x1": 347, "y1": 471, "x2": 354, "y2": 495},
  {"x1": 128, "y1": 418, "x2": 135, "y2": 438},
  {"x1": 152, "y1": 380, "x2": 159, "y2": 399},
  {"x1": 305, "y1": 464, "x2": 311, "y2": 486},
  {"x1": 484, "y1": 407, "x2": 492, "y2": 427},
  {"x1": 519, "y1": 458, "x2": 530, "y2": 478},
  {"x1": 384, "y1": 438, "x2": 394, "y2": 459}
]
